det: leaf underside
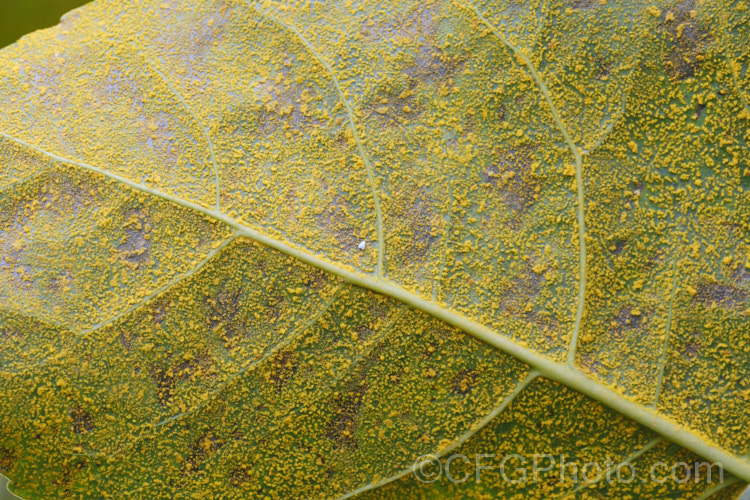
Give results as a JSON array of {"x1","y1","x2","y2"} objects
[{"x1": 0, "y1": 0, "x2": 748, "y2": 498}]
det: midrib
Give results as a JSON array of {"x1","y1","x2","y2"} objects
[{"x1": 1, "y1": 130, "x2": 748, "y2": 483}]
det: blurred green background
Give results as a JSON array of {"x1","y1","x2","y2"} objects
[{"x1": 0, "y1": 0, "x2": 91, "y2": 49}]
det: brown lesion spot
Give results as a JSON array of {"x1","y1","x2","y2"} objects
[
  {"x1": 251, "y1": 63, "x2": 323, "y2": 137},
  {"x1": 47, "y1": 271, "x2": 72, "y2": 295},
  {"x1": 70, "y1": 405, "x2": 95, "y2": 434},
  {"x1": 693, "y1": 281, "x2": 748, "y2": 309},
  {"x1": 609, "y1": 305, "x2": 649, "y2": 339},
  {"x1": 527, "y1": 310, "x2": 561, "y2": 346},
  {"x1": 482, "y1": 146, "x2": 540, "y2": 224},
  {"x1": 116, "y1": 209, "x2": 152, "y2": 266},
  {"x1": 119, "y1": 330, "x2": 138, "y2": 353},
  {"x1": 205, "y1": 287, "x2": 250, "y2": 348},
  {"x1": 1, "y1": 326, "x2": 19, "y2": 341},
  {"x1": 362, "y1": 81, "x2": 423, "y2": 130},
  {"x1": 368, "y1": 300, "x2": 392, "y2": 321},
  {"x1": 150, "y1": 365, "x2": 176, "y2": 406},
  {"x1": 229, "y1": 464, "x2": 254, "y2": 488},
  {"x1": 263, "y1": 294, "x2": 286, "y2": 324},
  {"x1": 682, "y1": 331, "x2": 702, "y2": 360},
  {"x1": 325, "y1": 384, "x2": 366, "y2": 451},
  {"x1": 389, "y1": 183, "x2": 439, "y2": 264},
  {"x1": 155, "y1": 0, "x2": 231, "y2": 71},
  {"x1": 733, "y1": 264, "x2": 750, "y2": 286},
  {"x1": 359, "y1": 5, "x2": 438, "y2": 44},
  {"x1": 268, "y1": 349, "x2": 298, "y2": 392},
  {"x1": 149, "y1": 298, "x2": 171, "y2": 324},
  {"x1": 183, "y1": 429, "x2": 225, "y2": 475},
  {"x1": 450, "y1": 369, "x2": 478, "y2": 396},
  {"x1": 658, "y1": 0, "x2": 714, "y2": 80},
  {"x1": 0, "y1": 447, "x2": 16, "y2": 474},
  {"x1": 578, "y1": 352, "x2": 603, "y2": 376},
  {"x1": 405, "y1": 43, "x2": 466, "y2": 89},
  {"x1": 315, "y1": 196, "x2": 362, "y2": 253},
  {"x1": 496, "y1": 264, "x2": 545, "y2": 317},
  {"x1": 566, "y1": 0, "x2": 602, "y2": 10}
]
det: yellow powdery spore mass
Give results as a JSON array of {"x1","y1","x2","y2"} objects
[
  {"x1": 357, "y1": 378, "x2": 744, "y2": 499},
  {"x1": 261, "y1": 0, "x2": 587, "y2": 359},
  {"x1": 0, "y1": 0, "x2": 749, "y2": 498},
  {"x1": 577, "y1": 0, "x2": 750, "y2": 458},
  {"x1": 0, "y1": 156, "x2": 231, "y2": 331}
]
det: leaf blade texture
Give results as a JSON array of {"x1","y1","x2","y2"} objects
[{"x1": 0, "y1": 0, "x2": 749, "y2": 498}]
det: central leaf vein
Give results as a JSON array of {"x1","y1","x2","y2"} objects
[{"x1": 1, "y1": 129, "x2": 748, "y2": 482}]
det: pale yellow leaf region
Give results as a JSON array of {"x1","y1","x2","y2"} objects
[{"x1": 0, "y1": 0, "x2": 748, "y2": 498}]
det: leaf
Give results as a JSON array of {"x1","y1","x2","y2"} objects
[{"x1": 0, "y1": 0, "x2": 748, "y2": 498}]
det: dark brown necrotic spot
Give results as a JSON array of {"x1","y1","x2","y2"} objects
[
  {"x1": 183, "y1": 429, "x2": 225, "y2": 475},
  {"x1": 594, "y1": 58, "x2": 613, "y2": 81},
  {"x1": 54, "y1": 458, "x2": 88, "y2": 496},
  {"x1": 70, "y1": 405, "x2": 95, "y2": 434},
  {"x1": 229, "y1": 464, "x2": 254, "y2": 488},
  {"x1": 325, "y1": 385, "x2": 366, "y2": 451},
  {"x1": 175, "y1": 351, "x2": 216, "y2": 382},
  {"x1": 482, "y1": 146, "x2": 540, "y2": 222},
  {"x1": 658, "y1": 0, "x2": 714, "y2": 80},
  {"x1": 497, "y1": 103, "x2": 507, "y2": 122},
  {"x1": 496, "y1": 265, "x2": 544, "y2": 317},
  {"x1": 421, "y1": 340, "x2": 439, "y2": 358},
  {"x1": 117, "y1": 209, "x2": 152, "y2": 265},
  {"x1": 355, "y1": 324, "x2": 374, "y2": 341},
  {"x1": 609, "y1": 305, "x2": 648, "y2": 339},
  {"x1": 150, "y1": 365, "x2": 176, "y2": 406},
  {"x1": 693, "y1": 102, "x2": 707, "y2": 120},
  {"x1": 683, "y1": 331, "x2": 702, "y2": 360},
  {"x1": 0, "y1": 447, "x2": 16, "y2": 474},
  {"x1": 694, "y1": 281, "x2": 748, "y2": 309},
  {"x1": 205, "y1": 287, "x2": 249, "y2": 348},
  {"x1": 566, "y1": 0, "x2": 602, "y2": 9},
  {"x1": 450, "y1": 369, "x2": 478, "y2": 396},
  {"x1": 610, "y1": 238, "x2": 628, "y2": 255},
  {"x1": 269, "y1": 349, "x2": 297, "y2": 392}
]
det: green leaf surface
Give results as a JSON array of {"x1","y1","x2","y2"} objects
[{"x1": 0, "y1": 0, "x2": 748, "y2": 498}]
